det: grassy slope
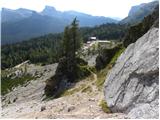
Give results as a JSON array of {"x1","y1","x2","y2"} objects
[{"x1": 96, "y1": 46, "x2": 125, "y2": 89}]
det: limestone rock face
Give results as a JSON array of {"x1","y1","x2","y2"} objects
[{"x1": 104, "y1": 28, "x2": 159, "y2": 119}]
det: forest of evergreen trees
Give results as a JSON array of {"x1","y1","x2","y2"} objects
[
  {"x1": 1, "y1": 22, "x2": 126, "y2": 70},
  {"x1": 80, "y1": 23, "x2": 127, "y2": 42},
  {"x1": 1, "y1": 33, "x2": 63, "y2": 69},
  {"x1": 123, "y1": 5, "x2": 159, "y2": 47}
]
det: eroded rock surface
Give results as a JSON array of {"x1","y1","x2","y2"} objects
[
  {"x1": 104, "y1": 28, "x2": 159, "y2": 119},
  {"x1": 2, "y1": 63, "x2": 58, "y2": 107}
]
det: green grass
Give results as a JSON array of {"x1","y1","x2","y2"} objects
[
  {"x1": 60, "y1": 84, "x2": 86, "y2": 97},
  {"x1": 88, "y1": 66, "x2": 96, "y2": 73},
  {"x1": 110, "y1": 47, "x2": 125, "y2": 65},
  {"x1": 96, "y1": 65, "x2": 109, "y2": 89},
  {"x1": 76, "y1": 65, "x2": 96, "y2": 81},
  {"x1": 81, "y1": 85, "x2": 92, "y2": 93},
  {"x1": 99, "y1": 99, "x2": 111, "y2": 113},
  {"x1": 44, "y1": 73, "x2": 95, "y2": 100},
  {"x1": 96, "y1": 46, "x2": 125, "y2": 89},
  {"x1": 1, "y1": 70, "x2": 9, "y2": 78},
  {"x1": 1, "y1": 75, "x2": 35, "y2": 95}
]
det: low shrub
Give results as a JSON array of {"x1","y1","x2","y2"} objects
[
  {"x1": 99, "y1": 99, "x2": 111, "y2": 113},
  {"x1": 44, "y1": 57, "x2": 92, "y2": 97},
  {"x1": 76, "y1": 57, "x2": 88, "y2": 66},
  {"x1": 81, "y1": 85, "x2": 92, "y2": 93},
  {"x1": 1, "y1": 75, "x2": 34, "y2": 95},
  {"x1": 60, "y1": 84, "x2": 86, "y2": 97},
  {"x1": 95, "y1": 43, "x2": 124, "y2": 70},
  {"x1": 76, "y1": 65, "x2": 92, "y2": 80},
  {"x1": 96, "y1": 44, "x2": 125, "y2": 89}
]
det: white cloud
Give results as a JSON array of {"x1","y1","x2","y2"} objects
[{"x1": 0, "y1": 0, "x2": 155, "y2": 18}]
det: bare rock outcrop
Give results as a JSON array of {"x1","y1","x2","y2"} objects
[{"x1": 104, "y1": 28, "x2": 159, "y2": 119}]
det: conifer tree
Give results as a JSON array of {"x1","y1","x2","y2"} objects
[{"x1": 62, "y1": 18, "x2": 82, "y2": 81}]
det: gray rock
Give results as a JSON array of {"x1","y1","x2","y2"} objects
[
  {"x1": 88, "y1": 98, "x2": 96, "y2": 102},
  {"x1": 67, "y1": 106, "x2": 75, "y2": 112},
  {"x1": 104, "y1": 28, "x2": 159, "y2": 119},
  {"x1": 40, "y1": 105, "x2": 46, "y2": 111}
]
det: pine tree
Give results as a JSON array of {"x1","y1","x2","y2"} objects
[
  {"x1": 63, "y1": 26, "x2": 71, "y2": 57},
  {"x1": 62, "y1": 18, "x2": 82, "y2": 81}
]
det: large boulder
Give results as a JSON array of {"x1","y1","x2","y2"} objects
[{"x1": 104, "y1": 28, "x2": 159, "y2": 119}]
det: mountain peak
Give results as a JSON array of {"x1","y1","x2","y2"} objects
[
  {"x1": 41, "y1": 5, "x2": 61, "y2": 16},
  {"x1": 43, "y1": 5, "x2": 57, "y2": 12},
  {"x1": 2, "y1": 7, "x2": 13, "y2": 12},
  {"x1": 128, "y1": 1, "x2": 159, "y2": 16},
  {"x1": 16, "y1": 8, "x2": 32, "y2": 11},
  {"x1": 120, "y1": 0, "x2": 159, "y2": 25}
]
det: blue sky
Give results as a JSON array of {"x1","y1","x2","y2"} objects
[{"x1": 1, "y1": 0, "x2": 155, "y2": 19}]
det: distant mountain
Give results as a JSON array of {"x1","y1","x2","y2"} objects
[
  {"x1": 123, "y1": 5, "x2": 159, "y2": 47},
  {"x1": 63, "y1": 10, "x2": 118, "y2": 26},
  {"x1": 41, "y1": 6, "x2": 62, "y2": 18},
  {"x1": 1, "y1": 6, "x2": 118, "y2": 45},
  {"x1": 41, "y1": 6, "x2": 118, "y2": 26},
  {"x1": 111, "y1": 17, "x2": 122, "y2": 21},
  {"x1": 120, "y1": 1, "x2": 159, "y2": 25},
  {"x1": 1, "y1": 8, "x2": 33, "y2": 23},
  {"x1": 1, "y1": 12, "x2": 67, "y2": 45}
]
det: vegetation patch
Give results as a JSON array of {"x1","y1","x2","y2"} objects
[
  {"x1": 81, "y1": 85, "x2": 92, "y2": 93},
  {"x1": 95, "y1": 43, "x2": 124, "y2": 70},
  {"x1": 96, "y1": 66, "x2": 109, "y2": 89},
  {"x1": 44, "y1": 57, "x2": 92, "y2": 98},
  {"x1": 88, "y1": 66, "x2": 96, "y2": 73},
  {"x1": 110, "y1": 46, "x2": 125, "y2": 65},
  {"x1": 46, "y1": 71, "x2": 97, "y2": 100},
  {"x1": 76, "y1": 65, "x2": 92, "y2": 80},
  {"x1": 1, "y1": 75, "x2": 35, "y2": 95},
  {"x1": 96, "y1": 45, "x2": 125, "y2": 89},
  {"x1": 1, "y1": 33, "x2": 63, "y2": 70},
  {"x1": 99, "y1": 99, "x2": 111, "y2": 113},
  {"x1": 60, "y1": 84, "x2": 86, "y2": 97},
  {"x1": 123, "y1": 6, "x2": 158, "y2": 47}
]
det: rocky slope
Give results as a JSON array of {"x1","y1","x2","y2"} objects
[
  {"x1": 1, "y1": 55, "x2": 126, "y2": 118},
  {"x1": 2, "y1": 26, "x2": 158, "y2": 118},
  {"x1": 2, "y1": 63, "x2": 58, "y2": 107},
  {"x1": 104, "y1": 27, "x2": 159, "y2": 118}
]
